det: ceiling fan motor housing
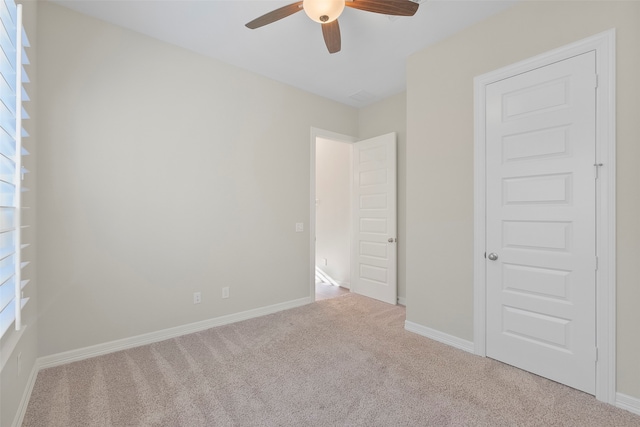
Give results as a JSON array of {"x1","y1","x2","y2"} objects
[{"x1": 303, "y1": 0, "x2": 345, "y2": 24}]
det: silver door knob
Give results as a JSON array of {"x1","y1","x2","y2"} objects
[
  {"x1": 488, "y1": 253, "x2": 498, "y2": 261},
  {"x1": 388, "y1": 238, "x2": 395, "y2": 243}
]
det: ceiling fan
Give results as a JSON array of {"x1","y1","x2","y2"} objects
[{"x1": 245, "y1": 0, "x2": 420, "y2": 54}]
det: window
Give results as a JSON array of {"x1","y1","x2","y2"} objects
[{"x1": 1, "y1": 0, "x2": 30, "y2": 342}]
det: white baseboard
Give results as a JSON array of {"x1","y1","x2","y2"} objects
[
  {"x1": 12, "y1": 362, "x2": 39, "y2": 427},
  {"x1": 397, "y1": 296, "x2": 406, "y2": 306},
  {"x1": 336, "y1": 281, "x2": 350, "y2": 289},
  {"x1": 616, "y1": 392, "x2": 640, "y2": 416},
  {"x1": 404, "y1": 320, "x2": 474, "y2": 354},
  {"x1": 38, "y1": 296, "x2": 312, "y2": 369}
]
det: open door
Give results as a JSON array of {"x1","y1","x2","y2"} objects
[{"x1": 350, "y1": 133, "x2": 397, "y2": 305}]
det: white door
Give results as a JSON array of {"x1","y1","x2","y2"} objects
[
  {"x1": 485, "y1": 52, "x2": 597, "y2": 394},
  {"x1": 351, "y1": 133, "x2": 397, "y2": 305}
]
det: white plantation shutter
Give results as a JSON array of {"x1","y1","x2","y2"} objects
[{"x1": 0, "y1": 0, "x2": 30, "y2": 339}]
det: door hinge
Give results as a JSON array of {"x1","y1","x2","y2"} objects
[
  {"x1": 595, "y1": 347, "x2": 599, "y2": 362},
  {"x1": 595, "y1": 256, "x2": 599, "y2": 270},
  {"x1": 594, "y1": 163, "x2": 603, "y2": 179},
  {"x1": 595, "y1": 74, "x2": 599, "y2": 88}
]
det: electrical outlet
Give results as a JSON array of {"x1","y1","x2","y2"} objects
[
  {"x1": 295, "y1": 222, "x2": 304, "y2": 232},
  {"x1": 222, "y1": 287, "x2": 230, "y2": 299},
  {"x1": 322, "y1": 258, "x2": 328, "y2": 266},
  {"x1": 193, "y1": 292, "x2": 201, "y2": 304}
]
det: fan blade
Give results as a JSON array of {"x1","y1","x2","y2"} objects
[
  {"x1": 345, "y1": 0, "x2": 419, "y2": 16},
  {"x1": 245, "y1": 1, "x2": 304, "y2": 29},
  {"x1": 322, "y1": 20, "x2": 341, "y2": 54}
]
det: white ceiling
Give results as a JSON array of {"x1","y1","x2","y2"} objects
[{"x1": 50, "y1": 0, "x2": 517, "y2": 107}]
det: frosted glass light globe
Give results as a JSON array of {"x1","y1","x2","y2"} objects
[{"x1": 303, "y1": 0, "x2": 345, "y2": 23}]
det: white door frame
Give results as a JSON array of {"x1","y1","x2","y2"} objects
[
  {"x1": 309, "y1": 127, "x2": 357, "y2": 302},
  {"x1": 473, "y1": 30, "x2": 616, "y2": 403}
]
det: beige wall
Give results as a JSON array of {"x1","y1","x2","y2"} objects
[
  {"x1": 315, "y1": 138, "x2": 351, "y2": 286},
  {"x1": 359, "y1": 92, "x2": 407, "y2": 302},
  {"x1": 406, "y1": 1, "x2": 640, "y2": 399},
  {"x1": 35, "y1": 2, "x2": 358, "y2": 357}
]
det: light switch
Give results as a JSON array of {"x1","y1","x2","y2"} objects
[{"x1": 295, "y1": 222, "x2": 304, "y2": 232}]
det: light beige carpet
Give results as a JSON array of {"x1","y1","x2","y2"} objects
[{"x1": 23, "y1": 294, "x2": 640, "y2": 426}]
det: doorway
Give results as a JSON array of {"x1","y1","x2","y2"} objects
[
  {"x1": 315, "y1": 136, "x2": 352, "y2": 300},
  {"x1": 310, "y1": 128, "x2": 398, "y2": 305}
]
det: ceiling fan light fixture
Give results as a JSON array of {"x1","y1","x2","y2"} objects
[{"x1": 303, "y1": 0, "x2": 345, "y2": 23}]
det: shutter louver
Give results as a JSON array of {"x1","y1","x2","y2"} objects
[{"x1": 0, "y1": 0, "x2": 30, "y2": 339}]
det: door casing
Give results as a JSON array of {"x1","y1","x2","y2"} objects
[{"x1": 473, "y1": 29, "x2": 616, "y2": 403}]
